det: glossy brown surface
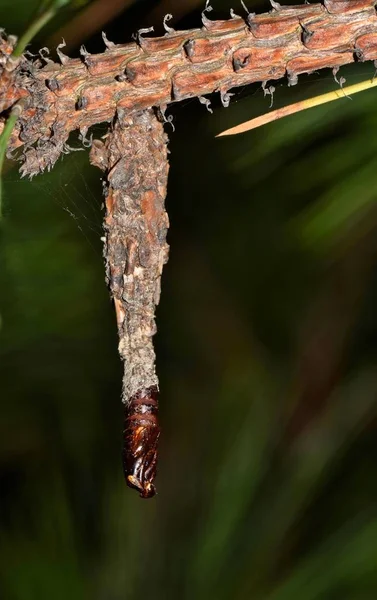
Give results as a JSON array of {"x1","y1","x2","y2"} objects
[{"x1": 123, "y1": 387, "x2": 160, "y2": 499}]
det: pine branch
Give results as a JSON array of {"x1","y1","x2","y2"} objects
[{"x1": 0, "y1": 0, "x2": 377, "y2": 176}]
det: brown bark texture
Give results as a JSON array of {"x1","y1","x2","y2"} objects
[
  {"x1": 89, "y1": 108, "x2": 170, "y2": 403},
  {"x1": 1, "y1": 1, "x2": 377, "y2": 176}
]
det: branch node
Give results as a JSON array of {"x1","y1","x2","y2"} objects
[
  {"x1": 79, "y1": 126, "x2": 93, "y2": 147},
  {"x1": 202, "y1": 0, "x2": 213, "y2": 29},
  {"x1": 163, "y1": 14, "x2": 175, "y2": 34},
  {"x1": 262, "y1": 80, "x2": 275, "y2": 108},
  {"x1": 354, "y1": 46, "x2": 364, "y2": 62},
  {"x1": 333, "y1": 66, "x2": 350, "y2": 98},
  {"x1": 56, "y1": 40, "x2": 70, "y2": 65},
  {"x1": 269, "y1": 0, "x2": 282, "y2": 11},
  {"x1": 116, "y1": 71, "x2": 128, "y2": 82},
  {"x1": 233, "y1": 53, "x2": 251, "y2": 72},
  {"x1": 246, "y1": 13, "x2": 257, "y2": 29},
  {"x1": 46, "y1": 77, "x2": 60, "y2": 92},
  {"x1": 183, "y1": 39, "x2": 195, "y2": 60},
  {"x1": 287, "y1": 71, "x2": 298, "y2": 86},
  {"x1": 39, "y1": 46, "x2": 54, "y2": 65},
  {"x1": 76, "y1": 95, "x2": 88, "y2": 110},
  {"x1": 220, "y1": 89, "x2": 234, "y2": 107},
  {"x1": 132, "y1": 26, "x2": 154, "y2": 49},
  {"x1": 6, "y1": 34, "x2": 17, "y2": 48},
  {"x1": 198, "y1": 95, "x2": 213, "y2": 113},
  {"x1": 157, "y1": 104, "x2": 175, "y2": 132},
  {"x1": 80, "y1": 45, "x2": 90, "y2": 59},
  {"x1": 63, "y1": 142, "x2": 83, "y2": 154},
  {"x1": 301, "y1": 22, "x2": 314, "y2": 45},
  {"x1": 102, "y1": 31, "x2": 116, "y2": 50}
]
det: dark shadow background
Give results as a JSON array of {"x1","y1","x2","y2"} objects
[{"x1": 1, "y1": 1, "x2": 377, "y2": 598}]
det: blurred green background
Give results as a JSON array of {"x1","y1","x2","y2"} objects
[{"x1": 1, "y1": 1, "x2": 377, "y2": 598}]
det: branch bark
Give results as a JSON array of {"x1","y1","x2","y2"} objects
[{"x1": 1, "y1": 0, "x2": 377, "y2": 176}]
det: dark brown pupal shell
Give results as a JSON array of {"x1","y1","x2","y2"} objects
[{"x1": 123, "y1": 387, "x2": 160, "y2": 499}]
